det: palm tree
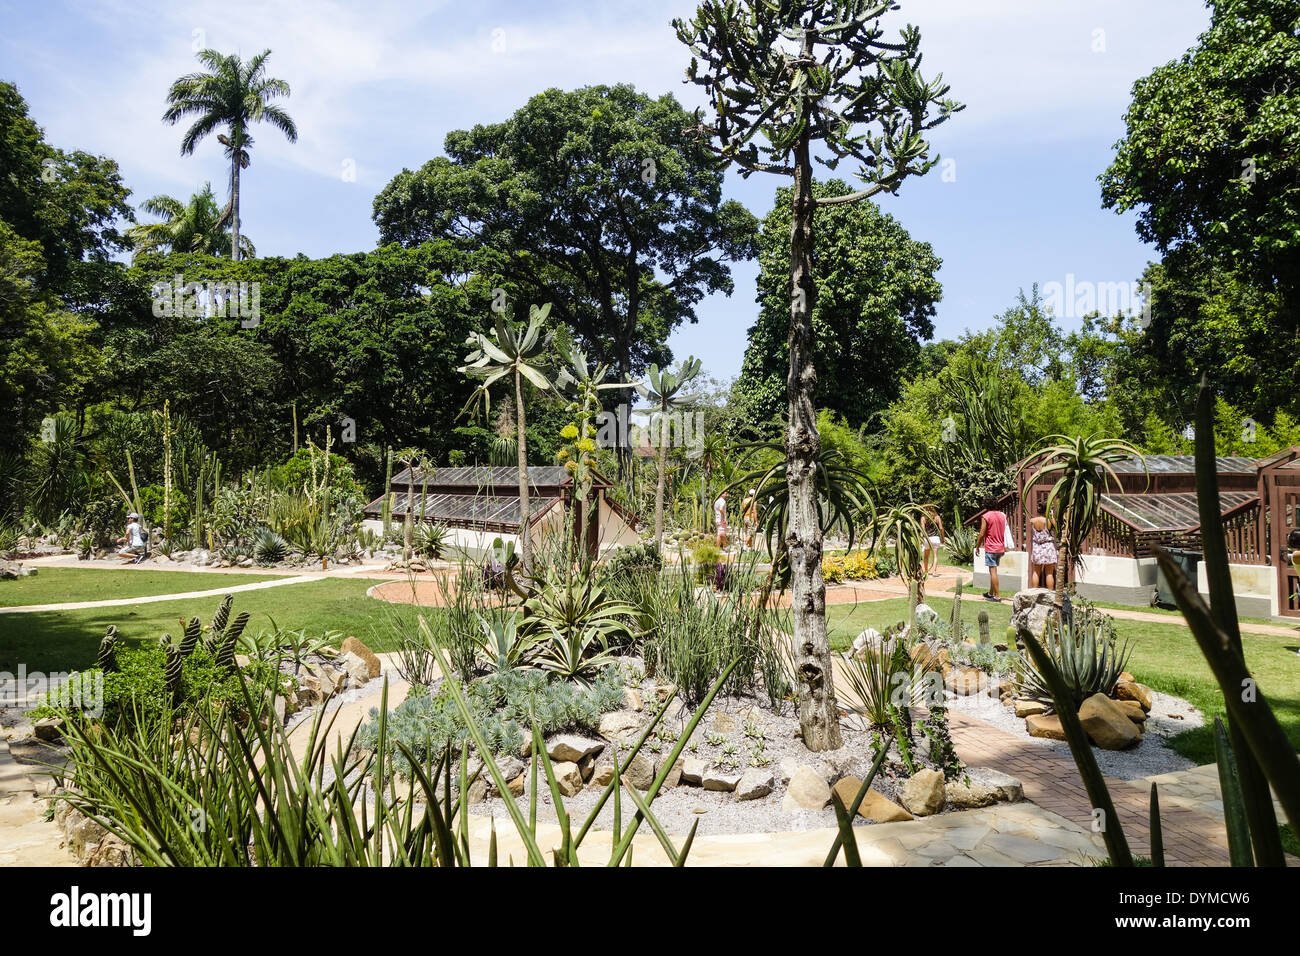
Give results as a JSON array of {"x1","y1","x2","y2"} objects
[
  {"x1": 459, "y1": 303, "x2": 556, "y2": 567},
  {"x1": 128, "y1": 183, "x2": 254, "y2": 258},
  {"x1": 1022, "y1": 435, "x2": 1146, "y2": 602},
  {"x1": 163, "y1": 49, "x2": 296, "y2": 261},
  {"x1": 637, "y1": 357, "x2": 702, "y2": 550}
]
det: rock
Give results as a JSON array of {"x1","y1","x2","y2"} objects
[
  {"x1": 711, "y1": 712, "x2": 736, "y2": 733},
  {"x1": 945, "y1": 665, "x2": 984, "y2": 696},
  {"x1": 1115, "y1": 699, "x2": 1147, "y2": 724},
  {"x1": 623, "y1": 688, "x2": 643, "y2": 712},
  {"x1": 338, "y1": 651, "x2": 371, "y2": 686},
  {"x1": 703, "y1": 768, "x2": 742, "y2": 792},
  {"x1": 851, "y1": 628, "x2": 884, "y2": 659},
  {"x1": 507, "y1": 773, "x2": 526, "y2": 797},
  {"x1": 945, "y1": 780, "x2": 997, "y2": 808},
  {"x1": 598, "y1": 711, "x2": 642, "y2": 740},
  {"x1": 306, "y1": 662, "x2": 340, "y2": 698},
  {"x1": 1079, "y1": 693, "x2": 1141, "y2": 750},
  {"x1": 914, "y1": 603, "x2": 940, "y2": 626},
  {"x1": 238, "y1": 557, "x2": 255, "y2": 568},
  {"x1": 1010, "y1": 588, "x2": 1060, "y2": 640},
  {"x1": 779, "y1": 755, "x2": 836, "y2": 787},
  {"x1": 340, "y1": 637, "x2": 382, "y2": 679},
  {"x1": 859, "y1": 789, "x2": 914, "y2": 823},
  {"x1": 734, "y1": 768, "x2": 774, "y2": 801},
  {"x1": 591, "y1": 765, "x2": 615, "y2": 788},
  {"x1": 1115, "y1": 680, "x2": 1153, "y2": 711},
  {"x1": 1119, "y1": 671, "x2": 1135, "y2": 683},
  {"x1": 622, "y1": 753, "x2": 655, "y2": 791},
  {"x1": 494, "y1": 755, "x2": 526, "y2": 785},
  {"x1": 909, "y1": 642, "x2": 935, "y2": 668},
  {"x1": 680, "y1": 756, "x2": 707, "y2": 786},
  {"x1": 656, "y1": 757, "x2": 684, "y2": 789},
  {"x1": 1013, "y1": 699, "x2": 1046, "y2": 718},
  {"x1": 653, "y1": 683, "x2": 676, "y2": 703},
  {"x1": 998, "y1": 679, "x2": 1015, "y2": 698},
  {"x1": 782, "y1": 765, "x2": 832, "y2": 811},
  {"x1": 295, "y1": 675, "x2": 323, "y2": 708},
  {"x1": 547, "y1": 735, "x2": 604, "y2": 763},
  {"x1": 577, "y1": 753, "x2": 596, "y2": 782},
  {"x1": 33, "y1": 716, "x2": 64, "y2": 741},
  {"x1": 898, "y1": 768, "x2": 946, "y2": 816},
  {"x1": 465, "y1": 776, "x2": 489, "y2": 804},
  {"x1": 234, "y1": 653, "x2": 252, "y2": 670},
  {"x1": 553, "y1": 761, "x2": 583, "y2": 796},
  {"x1": 966, "y1": 767, "x2": 1024, "y2": 803},
  {"x1": 1025, "y1": 713, "x2": 1067, "y2": 740},
  {"x1": 69, "y1": 815, "x2": 108, "y2": 856}
]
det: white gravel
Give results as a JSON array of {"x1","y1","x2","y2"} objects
[{"x1": 946, "y1": 688, "x2": 1204, "y2": 780}]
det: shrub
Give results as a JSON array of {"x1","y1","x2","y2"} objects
[
  {"x1": 414, "y1": 522, "x2": 449, "y2": 560},
  {"x1": 822, "y1": 550, "x2": 880, "y2": 583},
  {"x1": 80, "y1": 496, "x2": 123, "y2": 550},
  {"x1": 357, "y1": 667, "x2": 625, "y2": 776},
  {"x1": 602, "y1": 542, "x2": 662, "y2": 583},
  {"x1": 691, "y1": 541, "x2": 722, "y2": 583}
]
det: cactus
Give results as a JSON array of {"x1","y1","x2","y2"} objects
[
  {"x1": 215, "y1": 612, "x2": 251, "y2": 670},
  {"x1": 164, "y1": 640, "x2": 183, "y2": 706},
  {"x1": 977, "y1": 610, "x2": 990, "y2": 645},
  {"x1": 205, "y1": 595, "x2": 233, "y2": 655},
  {"x1": 949, "y1": 578, "x2": 963, "y2": 636},
  {"x1": 97, "y1": 625, "x2": 119, "y2": 673},
  {"x1": 178, "y1": 616, "x2": 202, "y2": 658}
]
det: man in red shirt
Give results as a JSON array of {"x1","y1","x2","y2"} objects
[{"x1": 978, "y1": 498, "x2": 1009, "y2": 602}]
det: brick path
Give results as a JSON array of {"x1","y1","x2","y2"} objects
[{"x1": 946, "y1": 710, "x2": 1232, "y2": 865}]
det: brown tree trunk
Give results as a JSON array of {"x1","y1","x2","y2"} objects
[
  {"x1": 654, "y1": 410, "x2": 667, "y2": 549},
  {"x1": 516, "y1": 368, "x2": 532, "y2": 567},
  {"x1": 787, "y1": 131, "x2": 841, "y2": 751}
]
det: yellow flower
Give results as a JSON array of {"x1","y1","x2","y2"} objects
[{"x1": 560, "y1": 424, "x2": 579, "y2": 440}]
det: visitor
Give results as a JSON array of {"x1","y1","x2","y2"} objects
[
  {"x1": 714, "y1": 493, "x2": 728, "y2": 550},
  {"x1": 115, "y1": 513, "x2": 147, "y2": 563},
  {"x1": 741, "y1": 488, "x2": 758, "y2": 550},
  {"x1": 1028, "y1": 509, "x2": 1059, "y2": 591},
  {"x1": 976, "y1": 497, "x2": 1010, "y2": 601}
]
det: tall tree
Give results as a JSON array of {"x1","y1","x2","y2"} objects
[
  {"x1": 373, "y1": 84, "x2": 758, "y2": 395},
  {"x1": 675, "y1": 0, "x2": 962, "y2": 749},
  {"x1": 459, "y1": 303, "x2": 557, "y2": 567},
  {"x1": 637, "y1": 357, "x2": 703, "y2": 549},
  {"x1": 1100, "y1": 0, "x2": 1300, "y2": 311},
  {"x1": 163, "y1": 49, "x2": 296, "y2": 261},
  {"x1": 735, "y1": 179, "x2": 941, "y2": 431},
  {"x1": 128, "y1": 183, "x2": 254, "y2": 258}
]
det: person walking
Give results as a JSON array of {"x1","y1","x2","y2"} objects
[
  {"x1": 1028, "y1": 510, "x2": 1059, "y2": 591},
  {"x1": 977, "y1": 498, "x2": 1009, "y2": 601},
  {"x1": 740, "y1": 488, "x2": 758, "y2": 550},
  {"x1": 714, "y1": 493, "x2": 728, "y2": 550}
]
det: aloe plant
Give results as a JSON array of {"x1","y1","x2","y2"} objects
[{"x1": 1015, "y1": 603, "x2": 1131, "y2": 713}]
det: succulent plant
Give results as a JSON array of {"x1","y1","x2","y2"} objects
[
  {"x1": 1016, "y1": 603, "x2": 1130, "y2": 713},
  {"x1": 97, "y1": 625, "x2": 119, "y2": 673}
]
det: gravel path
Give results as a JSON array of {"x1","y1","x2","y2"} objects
[{"x1": 945, "y1": 688, "x2": 1203, "y2": 780}]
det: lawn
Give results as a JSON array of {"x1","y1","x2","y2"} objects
[
  {"x1": 0, "y1": 567, "x2": 281, "y2": 607},
  {"x1": 828, "y1": 595, "x2": 1300, "y2": 765},
  {"x1": 0, "y1": 578, "x2": 421, "y2": 673}
]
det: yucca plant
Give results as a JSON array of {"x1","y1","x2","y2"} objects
[
  {"x1": 522, "y1": 567, "x2": 635, "y2": 684},
  {"x1": 414, "y1": 521, "x2": 449, "y2": 561},
  {"x1": 1015, "y1": 603, "x2": 1131, "y2": 713},
  {"x1": 838, "y1": 637, "x2": 934, "y2": 729}
]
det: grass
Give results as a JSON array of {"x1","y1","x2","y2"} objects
[
  {"x1": 827, "y1": 594, "x2": 1300, "y2": 765},
  {"x1": 1085, "y1": 597, "x2": 1296, "y2": 631},
  {"x1": 0, "y1": 578, "x2": 423, "y2": 673},
  {"x1": 0, "y1": 567, "x2": 282, "y2": 607}
]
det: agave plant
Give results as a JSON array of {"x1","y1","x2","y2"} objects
[
  {"x1": 253, "y1": 528, "x2": 290, "y2": 565},
  {"x1": 1015, "y1": 603, "x2": 1130, "y2": 713},
  {"x1": 522, "y1": 567, "x2": 634, "y2": 684},
  {"x1": 471, "y1": 611, "x2": 543, "y2": 672},
  {"x1": 414, "y1": 522, "x2": 450, "y2": 561},
  {"x1": 839, "y1": 636, "x2": 936, "y2": 729}
]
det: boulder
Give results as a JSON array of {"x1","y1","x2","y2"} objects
[
  {"x1": 734, "y1": 768, "x2": 774, "y2": 801},
  {"x1": 653, "y1": 683, "x2": 676, "y2": 703},
  {"x1": 1115, "y1": 680, "x2": 1153, "y2": 711},
  {"x1": 547, "y1": 735, "x2": 604, "y2": 763},
  {"x1": 680, "y1": 757, "x2": 708, "y2": 786},
  {"x1": 340, "y1": 637, "x2": 382, "y2": 679},
  {"x1": 622, "y1": 753, "x2": 655, "y2": 791},
  {"x1": 711, "y1": 712, "x2": 737, "y2": 733},
  {"x1": 233, "y1": 654, "x2": 252, "y2": 670},
  {"x1": 553, "y1": 761, "x2": 583, "y2": 797},
  {"x1": 623, "y1": 688, "x2": 643, "y2": 712},
  {"x1": 781, "y1": 765, "x2": 831, "y2": 811},
  {"x1": 858, "y1": 789, "x2": 914, "y2": 823},
  {"x1": 577, "y1": 753, "x2": 596, "y2": 782},
  {"x1": 591, "y1": 765, "x2": 615, "y2": 788},
  {"x1": 1079, "y1": 693, "x2": 1141, "y2": 750},
  {"x1": 1025, "y1": 713, "x2": 1066, "y2": 740},
  {"x1": 965, "y1": 767, "x2": 1024, "y2": 803},
  {"x1": 507, "y1": 773, "x2": 527, "y2": 797},
  {"x1": 945, "y1": 665, "x2": 984, "y2": 696},
  {"x1": 898, "y1": 768, "x2": 947, "y2": 817},
  {"x1": 851, "y1": 628, "x2": 884, "y2": 659},
  {"x1": 33, "y1": 716, "x2": 64, "y2": 741},
  {"x1": 1115, "y1": 699, "x2": 1147, "y2": 724},
  {"x1": 1010, "y1": 588, "x2": 1060, "y2": 641},
  {"x1": 338, "y1": 651, "x2": 371, "y2": 686},
  {"x1": 914, "y1": 603, "x2": 940, "y2": 626},
  {"x1": 656, "y1": 758, "x2": 684, "y2": 789},
  {"x1": 1013, "y1": 699, "x2": 1047, "y2": 718},
  {"x1": 597, "y1": 711, "x2": 642, "y2": 740},
  {"x1": 945, "y1": 780, "x2": 997, "y2": 809},
  {"x1": 702, "y1": 768, "x2": 742, "y2": 792}
]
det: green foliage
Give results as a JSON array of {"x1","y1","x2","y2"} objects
[
  {"x1": 414, "y1": 522, "x2": 449, "y2": 561},
  {"x1": 358, "y1": 667, "x2": 625, "y2": 776},
  {"x1": 252, "y1": 528, "x2": 290, "y2": 565},
  {"x1": 1015, "y1": 604, "x2": 1132, "y2": 713},
  {"x1": 601, "y1": 542, "x2": 663, "y2": 584}
]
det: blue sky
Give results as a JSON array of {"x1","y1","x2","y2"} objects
[{"x1": 0, "y1": 0, "x2": 1210, "y2": 381}]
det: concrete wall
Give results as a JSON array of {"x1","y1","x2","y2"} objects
[
  {"x1": 1196, "y1": 560, "x2": 1278, "y2": 618},
  {"x1": 972, "y1": 550, "x2": 1026, "y2": 594}
]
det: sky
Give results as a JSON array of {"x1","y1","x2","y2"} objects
[{"x1": 0, "y1": 0, "x2": 1211, "y2": 381}]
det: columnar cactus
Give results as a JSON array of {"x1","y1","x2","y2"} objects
[
  {"x1": 164, "y1": 640, "x2": 183, "y2": 706},
  {"x1": 978, "y1": 610, "x2": 990, "y2": 645},
  {"x1": 97, "y1": 625, "x2": 119, "y2": 673}
]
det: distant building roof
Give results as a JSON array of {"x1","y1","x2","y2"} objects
[
  {"x1": 389, "y1": 465, "x2": 584, "y2": 489},
  {"x1": 1106, "y1": 455, "x2": 1257, "y2": 475},
  {"x1": 1100, "y1": 491, "x2": 1257, "y2": 532}
]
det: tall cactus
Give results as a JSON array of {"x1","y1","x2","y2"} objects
[
  {"x1": 949, "y1": 578, "x2": 963, "y2": 638},
  {"x1": 977, "y1": 610, "x2": 990, "y2": 645},
  {"x1": 178, "y1": 616, "x2": 202, "y2": 658},
  {"x1": 164, "y1": 640, "x2": 183, "y2": 706},
  {"x1": 97, "y1": 625, "x2": 119, "y2": 672}
]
